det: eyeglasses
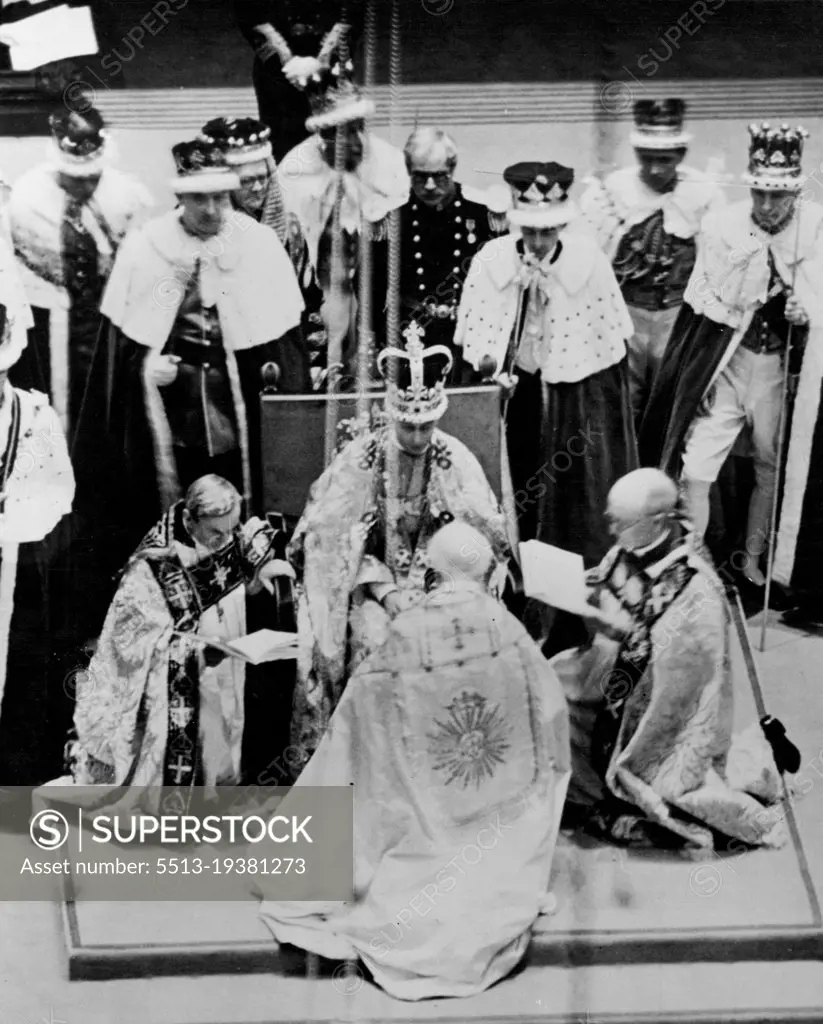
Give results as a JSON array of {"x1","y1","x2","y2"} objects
[
  {"x1": 411, "y1": 171, "x2": 452, "y2": 186},
  {"x1": 239, "y1": 174, "x2": 269, "y2": 189}
]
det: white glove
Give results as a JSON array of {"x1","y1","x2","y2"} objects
[
  {"x1": 494, "y1": 372, "x2": 519, "y2": 399},
  {"x1": 144, "y1": 352, "x2": 180, "y2": 387},
  {"x1": 253, "y1": 558, "x2": 296, "y2": 595},
  {"x1": 282, "y1": 55, "x2": 322, "y2": 88},
  {"x1": 785, "y1": 292, "x2": 810, "y2": 326}
]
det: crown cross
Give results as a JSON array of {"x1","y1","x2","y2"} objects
[
  {"x1": 377, "y1": 320, "x2": 453, "y2": 425},
  {"x1": 402, "y1": 321, "x2": 426, "y2": 392},
  {"x1": 402, "y1": 321, "x2": 425, "y2": 350}
]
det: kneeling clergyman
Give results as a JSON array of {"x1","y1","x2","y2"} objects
[
  {"x1": 0, "y1": 250, "x2": 75, "y2": 785},
  {"x1": 65, "y1": 476, "x2": 296, "y2": 810},
  {"x1": 258, "y1": 522, "x2": 570, "y2": 1001},
  {"x1": 552, "y1": 468, "x2": 786, "y2": 850},
  {"x1": 287, "y1": 325, "x2": 510, "y2": 773}
]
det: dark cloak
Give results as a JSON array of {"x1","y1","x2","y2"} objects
[{"x1": 69, "y1": 319, "x2": 309, "y2": 642}]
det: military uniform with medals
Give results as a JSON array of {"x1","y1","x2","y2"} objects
[{"x1": 399, "y1": 183, "x2": 507, "y2": 382}]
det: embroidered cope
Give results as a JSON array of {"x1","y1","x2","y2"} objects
[
  {"x1": 69, "y1": 506, "x2": 277, "y2": 810},
  {"x1": 553, "y1": 537, "x2": 786, "y2": 849},
  {"x1": 258, "y1": 588, "x2": 571, "y2": 1000}
]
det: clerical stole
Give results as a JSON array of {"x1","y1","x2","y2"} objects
[
  {"x1": 586, "y1": 545, "x2": 696, "y2": 783},
  {"x1": 136, "y1": 516, "x2": 262, "y2": 811}
]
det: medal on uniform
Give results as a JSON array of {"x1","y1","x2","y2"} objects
[{"x1": 466, "y1": 218, "x2": 476, "y2": 245}]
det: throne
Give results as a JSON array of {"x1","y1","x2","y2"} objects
[{"x1": 259, "y1": 385, "x2": 504, "y2": 523}]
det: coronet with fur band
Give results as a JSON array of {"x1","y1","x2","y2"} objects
[
  {"x1": 305, "y1": 58, "x2": 375, "y2": 133},
  {"x1": 199, "y1": 117, "x2": 273, "y2": 166},
  {"x1": 170, "y1": 139, "x2": 240, "y2": 195},
  {"x1": 378, "y1": 322, "x2": 452, "y2": 425},
  {"x1": 504, "y1": 161, "x2": 577, "y2": 228},
  {"x1": 630, "y1": 99, "x2": 691, "y2": 151},
  {"x1": 743, "y1": 122, "x2": 808, "y2": 192},
  {"x1": 49, "y1": 108, "x2": 109, "y2": 177}
]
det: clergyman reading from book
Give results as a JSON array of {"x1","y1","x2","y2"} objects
[{"x1": 58, "y1": 475, "x2": 296, "y2": 810}]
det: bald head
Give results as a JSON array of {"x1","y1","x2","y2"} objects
[
  {"x1": 607, "y1": 469, "x2": 678, "y2": 551},
  {"x1": 608, "y1": 468, "x2": 678, "y2": 519},
  {"x1": 427, "y1": 521, "x2": 494, "y2": 589}
]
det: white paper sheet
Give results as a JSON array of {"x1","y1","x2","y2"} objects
[
  {"x1": 0, "y1": 4, "x2": 98, "y2": 70},
  {"x1": 518, "y1": 540, "x2": 592, "y2": 616}
]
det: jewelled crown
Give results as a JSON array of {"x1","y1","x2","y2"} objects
[
  {"x1": 305, "y1": 58, "x2": 375, "y2": 133},
  {"x1": 199, "y1": 117, "x2": 273, "y2": 167},
  {"x1": 630, "y1": 99, "x2": 691, "y2": 150},
  {"x1": 49, "y1": 108, "x2": 108, "y2": 176},
  {"x1": 377, "y1": 322, "x2": 453, "y2": 425},
  {"x1": 744, "y1": 122, "x2": 808, "y2": 191},
  {"x1": 170, "y1": 138, "x2": 240, "y2": 194},
  {"x1": 503, "y1": 161, "x2": 577, "y2": 228}
]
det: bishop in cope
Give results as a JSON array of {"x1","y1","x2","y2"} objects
[{"x1": 64, "y1": 475, "x2": 296, "y2": 810}]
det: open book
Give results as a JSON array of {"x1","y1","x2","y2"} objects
[
  {"x1": 178, "y1": 629, "x2": 298, "y2": 666},
  {"x1": 519, "y1": 540, "x2": 593, "y2": 617}
]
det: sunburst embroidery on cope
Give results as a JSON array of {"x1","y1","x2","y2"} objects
[{"x1": 427, "y1": 690, "x2": 510, "y2": 788}]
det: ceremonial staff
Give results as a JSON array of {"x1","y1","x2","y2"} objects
[
  {"x1": 321, "y1": 5, "x2": 353, "y2": 469},
  {"x1": 355, "y1": 0, "x2": 378, "y2": 426},
  {"x1": 382, "y1": 0, "x2": 402, "y2": 623},
  {"x1": 759, "y1": 204, "x2": 803, "y2": 652},
  {"x1": 312, "y1": 0, "x2": 381, "y2": 1001}
]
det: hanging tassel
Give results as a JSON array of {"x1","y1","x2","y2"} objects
[
  {"x1": 760, "y1": 715, "x2": 801, "y2": 775},
  {"x1": 370, "y1": 216, "x2": 388, "y2": 243},
  {"x1": 487, "y1": 210, "x2": 509, "y2": 235}
]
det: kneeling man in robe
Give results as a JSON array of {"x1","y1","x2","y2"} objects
[
  {"x1": 258, "y1": 522, "x2": 570, "y2": 1001},
  {"x1": 65, "y1": 475, "x2": 295, "y2": 807},
  {"x1": 553, "y1": 468, "x2": 786, "y2": 850}
]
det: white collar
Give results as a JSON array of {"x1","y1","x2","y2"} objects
[
  {"x1": 631, "y1": 531, "x2": 670, "y2": 557},
  {"x1": 489, "y1": 232, "x2": 596, "y2": 296},
  {"x1": 720, "y1": 200, "x2": 823, "y2": 263}
]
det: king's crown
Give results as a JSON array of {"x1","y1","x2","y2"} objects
[{"x1": 377, "y1": 322, "x2": 453, "y2": 425}]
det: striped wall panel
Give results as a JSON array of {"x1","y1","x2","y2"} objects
[{"x1": 91, "y1": 80, "x2": 823, "y2": 131}]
